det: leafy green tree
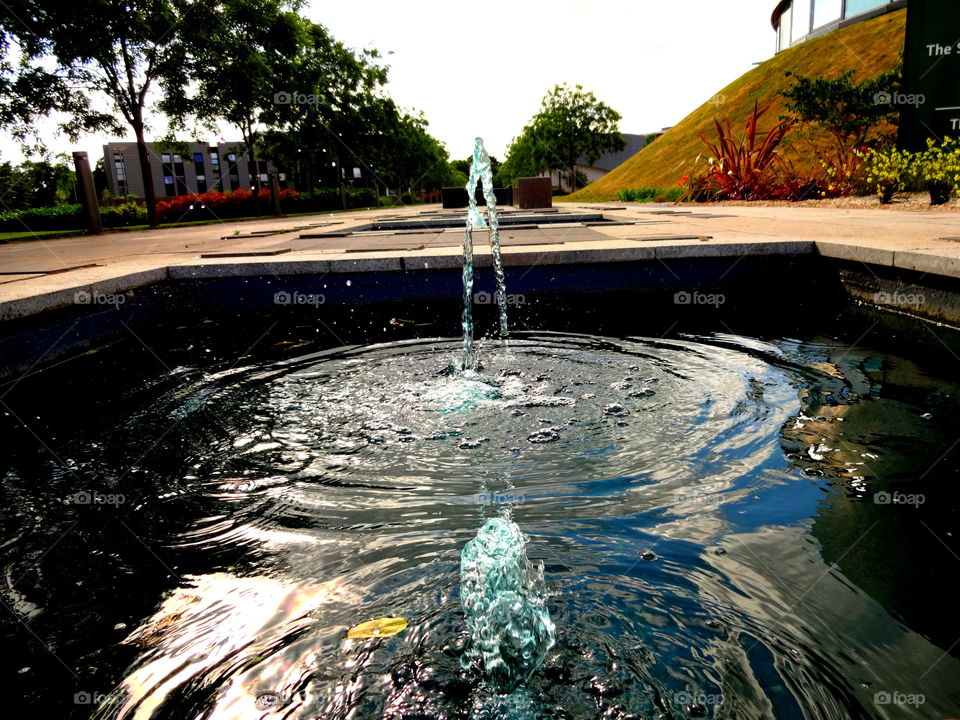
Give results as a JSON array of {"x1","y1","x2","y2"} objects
[
  {"x1": 496, "y1": 128, "x2": 548, "y2": 186},
  {"x1": 162, "y1": 0, "x2": 304, "y2": 216},
  {"x1": 780, "y1": 68, "x2": 901, "y2": 177},
  {"x1": 378, "y1": 109, "x2": 459, "y2": 199},
  {"x1": 1, "y1": 0, "x2": 188, "y2": 226},
  {"x1": 259, "y1": 19, "x2": 390, "y2": 207},
  {"x1": 526, "y1": 84, "x2": 625, "y2": 193},
  {"x1": 0, "y1": 13, "x2": 116, "y2": 158}
]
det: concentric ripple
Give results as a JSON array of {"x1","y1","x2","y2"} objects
[{"x1": 6, "y1": 330, "x2": 959, "y2": 720}]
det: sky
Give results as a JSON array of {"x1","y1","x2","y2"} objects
[{"x1": 0, "y1": 0, "x2": 777, "y2": 167}]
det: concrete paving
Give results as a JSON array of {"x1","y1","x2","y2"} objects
[{"x1": 1, "y1": 202, "x2": 959, "y2": 321}]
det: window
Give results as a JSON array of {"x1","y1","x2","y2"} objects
[
  {"x1": 845, "y1": 0, "x2": 888, "y2": 18},
  {"x1": 813, "y1": 0, "x2": 842, "y2": 28},
  {"x1": 791, "y1": 0, "x2": 811, "y2": 43},
  {"x1": 194, "y1": 153, "x2": 204, "y2": 163},
  {"x1": 113, "y1": 152, "x2": 128, "y2": 195},
  {"x1": 778, "y1": 7, "x2": 791, "y2": 51},
  {"x1": 164, "y1": 176, "x2": 174, "y2": 184},
  {"x1": 161, "y1": 153, "x2": 171, "y2": 164}
]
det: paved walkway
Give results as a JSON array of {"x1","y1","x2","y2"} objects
[{"x1": 2, "y1": 202, "x2": 959, "y2": 320}]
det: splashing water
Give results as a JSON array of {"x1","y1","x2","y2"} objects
[
  {"x1": 460, "y1": 517, "x2": 556, "y2": 693},
  {"x1": 461, "y1": 137, "x2": 509, "y2": 370}
]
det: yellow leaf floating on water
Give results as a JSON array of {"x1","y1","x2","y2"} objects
[{"x1": 345, "y1": 616, "x2": 408, "y2": 639}]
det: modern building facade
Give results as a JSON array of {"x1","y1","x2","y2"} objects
[
  {"x1": 772, "y1": 0, "x2": 907, "y2": 51},
  {"x1": 103, "y1": 141, "x2": 285, "y2": 198}
]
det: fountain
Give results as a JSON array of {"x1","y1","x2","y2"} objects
[
  {"x1": 457, "y1": 139, "x2": 554, "y2": 698},
  {"x1": 461, "y1": 137, "x2": 509, "y2": 371},
  {"x1": 460, "y1": 514, "x2": 556, "y2": 693}
]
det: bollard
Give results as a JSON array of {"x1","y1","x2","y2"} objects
[
  {"x1": 270, "y1": 171, "x2": 283, "y2": 217},
  {"x1": 72, "y1": 152, "x2": 103, "y2": 235}
]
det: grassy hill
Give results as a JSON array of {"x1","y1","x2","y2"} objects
[{"x1": 565, "y1": 9, "x2": 906, "y2": 202}]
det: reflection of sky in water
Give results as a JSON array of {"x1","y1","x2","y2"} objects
[{"x1": 88, "y1": 333, "x2": 960, "y2": 719}]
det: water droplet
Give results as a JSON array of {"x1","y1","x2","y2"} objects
[
  {"x1": 458, "y1": 438, "x2": 489, "y2": 449},
  {"x1": 255, "y1": 692, "x2": 282, "y2": 710},
  {"x1": 528, "y1": 429, "x2": 560, "y2": 444},
  {"x1": 921, "y1": 412, "x2": 933, "y2": 419},
  {"x1": 604, "y1": 403, "x2": 629, "y2": 417},
  {"x1": 640, "y1": 550, "x2": 657, "y2": 561}
]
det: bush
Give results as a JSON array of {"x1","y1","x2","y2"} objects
[
  {"x1": 916, "y1": 136, "x2": 960, "y2": 205},
  {"x1": 379, "y1": 196, "x2": 397, "y2": 207},
  {"x1": 102, "y1": 201, "x2": 147, "y2": 227},
  {"x1": 618, "y1": 187, "x2": 684, "y2": 203},
  {"x1": 0, "y1": 186, "x2": 385, "y2": 233},
  {"x1": 858, "y1": 137, "x2": 960, "y2": 205},
  {"x1": 0, "y1": 203, "x2": 83, "y2": 231}
]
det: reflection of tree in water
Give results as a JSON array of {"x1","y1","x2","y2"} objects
[{"x1": 778, "y1": 340, "x2": 960, "y2": 656}]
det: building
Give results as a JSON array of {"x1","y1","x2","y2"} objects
[
  {"x1": 541, "y1": 133, "x2": 649, "y2": 189},
  {"x1": 772, "y1": 0, "x2": 907, "y2": 51},
  {"x1": 103, "y1": 141, "x2": 285, "y2": 198}
]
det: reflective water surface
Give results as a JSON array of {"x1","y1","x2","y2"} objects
[{"x1": 3, "y1": 313, "x2": 960, "y2": 720}]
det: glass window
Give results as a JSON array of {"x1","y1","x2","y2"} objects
[
  {"x1": 210, "y1": 155, "x2": 219, "y2": 165},
  {"x1": 227, "y1": 154, "x2": 236, "y2": 162},
  {"x1": 161, "y1": 153, "x2": 171, "y2": 164},
  {"x1": 778, "y1": 7, "x2": 792, "y2": 51},
  {"x1": 845, "y1": 0, "x2": 888, "y2": 18},
  {"x1": 173, "y1": 154, "x2": 182, "y2": 164},
  {"x1": 813, "y1": 0, "x2": 842, "y2": 28},
  {"x1": 196, "y1": 175, "x2": 205, "y2": 182},
  {"x1": 194, "y1": 153, "x2": 204, "y2": 163},
  {"x1": 792, "y1": 0, "x2": 811, "y2": 42},
  {"x1": 164, "y1": 176, "x2": 174, "y2": 184}
]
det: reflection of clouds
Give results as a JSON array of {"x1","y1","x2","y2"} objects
[{"x1": 111, "y1": 572, "x2": 356, "y2": 720}]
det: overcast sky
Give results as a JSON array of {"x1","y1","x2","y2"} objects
[{"x1": 1, "y1": 0, "x2": 777, "y2": 166}]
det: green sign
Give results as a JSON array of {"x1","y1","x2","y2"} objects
[{"x1": 898, "y1": 0, "x2": 960, "y2": 150}]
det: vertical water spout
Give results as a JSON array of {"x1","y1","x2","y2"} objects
[
  {"x1": 461, "y1": 208, "x2": 476, "y2": 371},
  {"x1": 461, "y1": 137, "x2": 509, "y2": 371}
]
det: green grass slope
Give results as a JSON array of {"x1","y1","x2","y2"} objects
[{"x1": 566, "y1": 9, "x2": 906, "y2": 202}]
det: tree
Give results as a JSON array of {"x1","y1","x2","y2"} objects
[
  {"x1": 526, "y1": 84, "x2": 625, "y2": 193},
  {"x1": 259, "y1": 19, "x2": 390, "y2": 207},
  {"x1": 162, "y1": 0, "x2": 304, "y2": 216},
  {"x1": 377, "y1": 108, "x2": 460, "y2": 199},
  {"x1": 496, "y1": 128, "x2": 548, "y2": 187},
  {"x1": 0, "y1": 157, "x2": 76, "y2": 209},
  {"x1": 1, "y1": 14, "x2": 116, "y2": 157},
  {"x1": 1, "y1": 0, "x2": 187, "y2": 227},
  {"x1": 780, "y1": 68, "x2": 901, "y2": 178}
]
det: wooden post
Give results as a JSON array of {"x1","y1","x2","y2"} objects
[
  {"x1": 72, "y1": 152, "x2": 103, "y2": 234},
  {"x1": 270, "y1": 171, "x2": 283, "y2": 216}
]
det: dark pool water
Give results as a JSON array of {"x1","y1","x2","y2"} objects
[{"x1": 2, "y1": 305, "x2": 959, "y2": 719}]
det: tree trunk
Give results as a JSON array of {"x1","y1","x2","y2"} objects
[
  {"x1": 569, "y1": 162, "x2": 577, "y2": 193},
  {"x1": 132, "y1": 117, "x2": 159, "y2": 228},
  {"x1": 244, "y1": 123, "x2": 261, "y2": 217},
  {"x1": 307, "y1": 160, "x2": 317, "y2": 211}
]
